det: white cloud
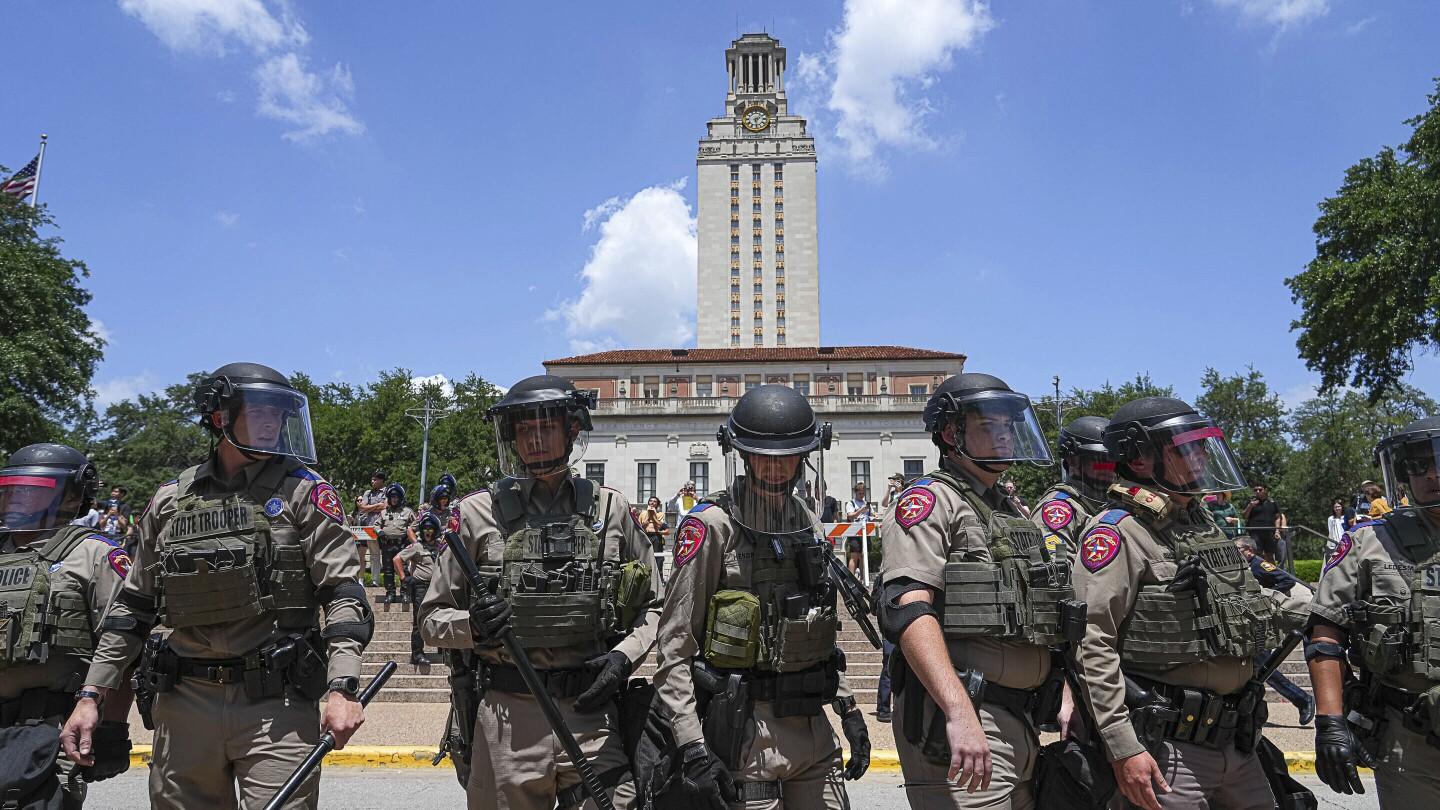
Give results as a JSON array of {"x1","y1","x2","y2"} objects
[
  {"x1": 119, "y1": 0, "x2": 361, "y2": 142},
  {"x1": 215, "y1": 209, "x2": 239, "y2": 227},
  {"x1": 410, "y1": 373, "x2": 454, "y2": 400},
  {"x1": 88, "y1": 318, "x2": 112, "y2": 345},
  {"x1": 1344, "y1": 16, "x2": 1375, "y2": 35},
  {"x1": 93, "y1": 373, "x2": 160, "y2": 409},
  {"x1": 216, "y1": 88, "x2": 236, "y2": 103},
  {"x1": 546, "y1": 181, "x2": 697, "y2": 352},
  {"x1": 795, "y1": 0, "x2": 994, "y2": 177},
  {"x1": 1210, "y1": 0, "x2": 1329, "y2": 31}
]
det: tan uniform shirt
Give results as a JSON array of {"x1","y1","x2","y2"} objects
[
  {"x1": 420, "y1": 477, "x2": 661, "y2": 670},
  {"x1": 652, "y1": 498, "x2": 854, "y2": 748},
  {"x1": 0, "y1": 530, "x2": 131, "y2": 698},
  {"x1": 375, "y1": 506, "x2": 415, "y2": 541},
  {"x1": 878, "y1": 460, "x2": 1053, "y2": 690},
  {"x1": 86, "y1": 456, "x2": 368, "y2": 690},
  {"x1": 1031, "y1": 483, "x2": 1096, "y2": 556},
  {"x1": 397, "y1": 540, "x2": 438, "y2": 582},
  {"x1": 1309, "y1": 517, "x2": 1436, "y2": 693},
  {"x1": 1070, "y1": 485, "x2": 1253, "y2": 761}
]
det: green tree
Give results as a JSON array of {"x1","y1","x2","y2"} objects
[
  {"x1": 0, "y1": 189, "x2": 103, "y2": 454},
  {"x1": 1195, "y1": 366, "x2": 1290, "y2": 490},
  {"x1": 86, "y1": 375, "x2": 209, "y2": 501},
  {"x1": 1287, "y1": 78, "x2": 1440, "y2": 400}
]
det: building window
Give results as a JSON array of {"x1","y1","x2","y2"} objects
[
  {"x1": 637, "y1": 463, "x2": 657, "y2": 503},
  {"x1": 731, "y1": 203, "x2": 739, "y2": 214},
  {"x1": 690, "y1": 462, "x2": 710, "y2": 496},
  {"x1": 909, "y1": 384, "x2": 928, "y2": 396},
  {"x1": 753, "y1": 202, "x2": 761, "y2": 213},
  {"x1": 585, "y1": 462, "x2": 606, "y2": 487},
  {"x1": 776, "y1": 282, "x2": 785, "y2": 294},
  {"x1": 731, "y1": 334, "x2": 740, "y2": 346},
  {"x1": 903, "y1": 459, "x2": 926, "y2": 481},
  {"x1": 642, "y1": 377, "x2": 660, "y2": 399},
  {"x1": 793, "y1": 378, "x2": 810, "y2": 395},
  {"x1": 777, "y1": 334, "x2": 786, "y2": 345},
  {"x1": 775, "y1": 202, "x2": 783, "y2": 213},
  {"x1": 745, "y1": 374, "x2": 762, "y2": 391},
  {"x1": 851, "y1": 460, "x2": 872, "y2": 495},
  {"x1": 731, "y1": 315, "x2": 740, "y2": 327},
  {"x1": 753, "y1": 334, "x2": 763, "y2": 345},
  {"x1": 731, "y1": 283, "x2": 740, "y2": 294},
  {"x1": 777, "y1": 316, "x2": 786, "y2": 327},
  {"x1": 753, "y1": 282, "x2": 763, "y2": 294},
  {"x1": 697, "y1": 378, "x2": 713, "y2": 397}
]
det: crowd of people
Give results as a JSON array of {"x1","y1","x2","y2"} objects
[{"x1": 4, "y1": 360, "x2": 1439, "y2": 809}]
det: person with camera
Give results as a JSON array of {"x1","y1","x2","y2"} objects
[{"x1": 639, "y1": 496, "x2": 670, "y2": 578}]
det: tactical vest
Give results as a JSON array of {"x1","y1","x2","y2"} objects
[
  {"x1": 700, "y1": 491, "x2": 840, "y2": 674},
  {"x1": 376, "y1": 508, "x2": 411, "y2": 541},
  {"x1": 490, "y1": 477, "x2": 621, "y2": 650},
  {"x1": 1344, "y1": 508, "x2": 1440, "y2": 681},
  {"x1": 921, "y1": 470, "x2": 1075, "y2": 647},
  {"x1": 1104, "y1": 485, "x2": 1280, "y2": 669},
  {"x1": 154, "y1": 463, "x2": 318, "y2": 631},
  {"x1": 0, "y1": 525, "x2": 97, "y2": 669}
]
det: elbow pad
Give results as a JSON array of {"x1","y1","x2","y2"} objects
[
  {"x1": 1304, "y1": 639, "x2": 1346, "y2": 663},
  {"x1": 107, "y1": 591, "x2": 157, "y2": 638},
  {"x1": 318, "y1": 580, "x2": 374, "y2": 646},
  {"x1": 878, "y1": 578, "x2": 940, "y2": 644},
  {"x1": 100, "y1": 614, "x2": 153, "y2": 640}
]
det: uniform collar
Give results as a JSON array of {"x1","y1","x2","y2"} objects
[
  {"x1": 194, "y1": 455, "x2": 284, "y2": 491},
  {"x1": 519, "y1": 474, "x2": 576, "y2": 514},
  {"x1": 941, "y1": 456, "x2": 1006, "y2": 509}
]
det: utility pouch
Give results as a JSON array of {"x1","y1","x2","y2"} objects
[
  {"x1": 1358, "y1": 622, "x2": 1411, "y2": 676},
  {"x1": 795, "y1": 543, "x2": 828, "y2": 592},
  {"x1": 914, "y1": 668, "x2": 986, "y2": 767},
  {"x1": 1058, "y1": 599, "x2": 1088, "y2": 647},
  {"x1": 704, "y1": 589, "x2": 761, "y2": 669},
  {"x1": 615, "y1": 561, "x2": 652, "y2": 630},
  {"x1": 1341, "y1": 675, "x2": 1388, "y2": 762},
  {"x1": 1031, "y1": 667, "x2": 1066, "y2": 727},
  {"x1": 287, "y1": 636, "x2": 329, "y2": 701},
  {"x1": 693, "y1": 660, "x2": 750, "y2": 770}
]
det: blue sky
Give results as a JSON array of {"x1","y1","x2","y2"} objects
[{"x1": 5, "y1": 0, "x2": 1439, "y2": 412}]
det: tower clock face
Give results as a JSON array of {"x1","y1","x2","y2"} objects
[{"x1": 741, "y1": 106, "x2": 770, "y2": 133}]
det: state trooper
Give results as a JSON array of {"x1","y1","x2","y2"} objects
[
  {"x1": 375, "y1": 483, "x2": 415, "y2": 606},
  {"x1": 396, "y1": 513, "x2": 442, "y2": 666},
  {"x1": 1306, "y1": 415, "x2": 1440, "y2": 802},
  {"x1": 1032, "y1": 416, "x2": 1115, "y2": 555},
  {"x1": 0, "y1": 444, "x2": 134, "y2": 808},
  {"x1": 877, "y1": 373, "x2": 1076, "y2": 810},
  {"x1": 420, "y1": 374, "x2": 661, "y2": 810},
  {"x1": 649, "y1": 384, "x2": 870, "y2": 810},
  {"x1": 61, "y1": 362, "x2": 374, "y2": 810},
  {"x1": 1069, "y1": 397, "x2": 1281, "y2": 810},
  {"x1": 412, "y1": 482, "x2": 460, "y2": 543}
]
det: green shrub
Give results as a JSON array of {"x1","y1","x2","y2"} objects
[{"x1": 1293, "y1": 559, "x2": 1322, "y2": 583}]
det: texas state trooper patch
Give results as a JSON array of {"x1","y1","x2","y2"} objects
[
  {"x1": 310, "y1": 483, "x2": 345, "y2": 524},
  {"x1": 1080, "y1": 526, "x2": 1122, "y2": 572},
  {"x1": 1040, "y1": 499, "x2": 1075, "y2": 531},
  {"x1": 674, "y1": 517, "x2": 706, "y2": 567},
  {"x1": 108, "y1": 547, "x2": 133, "y2": 577},
  {"x1": 1324, "y1": 532, "x2": 1353, "y2": 574},
  {"x1": 895, "y1": 487, "x2": 937, "y2": 529}
]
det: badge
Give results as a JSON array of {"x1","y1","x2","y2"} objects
[
  {"x1": 107, "y1": 547, "x2": 133, "y2": 577},
  {"x1": 310, "y1": 483, "x2": 345, "y2": 524},
  {"x1": 1260, "y1": 560, "x2": 1277, "y2": 572},
  {"x1": 1041, "y1": 500, "x2": 1075, "y2": 531},
  {"x1": 49, "y1": 561, "x2": 63, "y2": 573},
  {"x1": 1080, "y1": 526, "x2": 1122, "y2": 572},
  {"x1": 895, "y1": 487, "x2": 936, "y2": 529},
  {"x1": 1324, "y1": 533, "x2": 1353, "y2": 574},
  {"x1": 264, "y1": 497, "x2": 285, "y2": 518},
  {"x1": 674, "y1": 517, "x2": 707, "y2": 567}
]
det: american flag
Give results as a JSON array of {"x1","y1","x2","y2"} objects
[{"x1": 1, "y1": 154, "x2": 40, "y2": 200}]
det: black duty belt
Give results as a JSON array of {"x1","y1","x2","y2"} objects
[
  {"x1": 175, "y1": 656, "x2": 251, "y2": 684},
  {"x1": 1136, "y1": 678, "x2": 1258, "y2": 749},
  {"x1": 0, "y1": 688, "x2": 74, "y2": 727},
  {"x1": 483, "y1": 664, "x2": 597, "y2": 699},
  {"x1": 982, "y1": 681, "x2": 1041, "y2": 720},
  {"x1": 736, "y1": 782, "x2": 782, "y2": 802}
]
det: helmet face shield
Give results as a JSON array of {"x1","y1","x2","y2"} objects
[
  {"x1": 1144, "y1": 420, "x2": 1247, "y2": 495},
  {"x1": 1064, "y1": 450, "x2": 1116, "y2": 501},
  {"x1": 0, "y1": 471, "x2": 74, "y2": 532},
  {"x1": 943, "y1": 391, "x2": 1053, "y2": 464},
  {"x1": 494, "y1": 405, "x2": 589, "y2": 479},
  {"x1": 219, "y1": 385, "x2": 316, "y2": 464},
  {"x1": 1379, "y1": 436, "x2": 1440, "y2": 508},
  {"x1": 727, "y1": 450, "x2": 822, "y2": 537}
]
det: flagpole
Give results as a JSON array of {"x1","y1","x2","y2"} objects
[{"x1": 30, "y1": 134, "x2": 47, "y2": 208}]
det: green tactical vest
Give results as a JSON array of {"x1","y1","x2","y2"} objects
[
  {"x1": 924, "y1": 470, "x2": 1075, "y2": 647},
  {"x1": 1343, "y1": 508, "x2": 1440, "y2": 681},
  {"x1": 700, "y1": 491, "x2": 840, "y2": 674},
  {"x1": 155, "y1": 463, "x2": 318, "y2": 631},
  {"x1": 0, "y1": 525, "x2": 97, "y2": 669},
  {"x1": 1106, "y1": 485, "x2": 1281, "y2": 669},
  {"x1": 376, "y1": 507, "x2": 412, "y2": 541},
  {"x1": 489, "y1": 477, "x2": 621, "y2": 650}
]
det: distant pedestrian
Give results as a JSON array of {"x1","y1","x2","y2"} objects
[
  {"x1": 1326, "y1": 499, "x2": 1354, "y2": 551},
  {"x1": 1242, "y1": 483, "x2": 1287, "y2": 562},
  {"x1": 354, "y1": 469, "x2": 389, "y2": 584},
  {"x1": 1362, "y1": 481, "x2": 1392, "y2": 518},
  {"x1": 639, "y1": 496, "x2": 669, "y2": 577},
  {"x1": 844, "y1": 482, "x2": 871, "y2": 575},
  {"x1": 1001, "y1": 479, "x2": 1030, "y2": 517},
  {"x1": 1207, "y1": 490, "x2": 1243, "y2": 539}
]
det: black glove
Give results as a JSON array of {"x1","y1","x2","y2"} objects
[
  {"x1": 839, "y1": 707, "x2": 870, "y2": 780},
  {"x1": 1167, "y1": 555, "x2": 1205, "y2": 593},
  {"x1": 1315, "y1": 714, "x2": 1371, "y2": 795},
  {"x1": 83, "y1": 721, "x2": 132, "y2": 782},
  {"x1": 678, "y1": 741, "x2": 736, "y2": 810},
  {"x1": 468, "y1": 592, "x2": 513, "y2": 644},
  {"x1": 574, "y1": 650, "x2": 633, "y2": 712}
]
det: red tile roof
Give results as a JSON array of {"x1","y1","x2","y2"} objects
[{"x1": 545, "y1": 345, "x2": 966, "y2": 366}]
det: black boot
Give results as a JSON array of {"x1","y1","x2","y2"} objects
[{"x1": 411, "y1": 651, "x2": 432, "y2": 666}]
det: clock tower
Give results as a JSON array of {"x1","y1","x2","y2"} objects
[{"x1": 696, "y1": 33, "x2": 820, "y2": 349}]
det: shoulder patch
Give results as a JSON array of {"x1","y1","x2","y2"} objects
[
  {"x1": 895, "y1": 486, "x2": 937, "y2": 529},
  {"x1": 687, "y1": 503, "x2": 714, "y2": 514},
  {"x1": 674, "y1": 516, "x2": 707, "y2": 566},
  {"x1": 1259, "y1": 560, "x2": 1278, "y2": 572},
  {"x1": 288, "y1": 467, "x2": 321, "y2": 481},
  {"x1": 1324, "y1": 532, "x2": 1353, "y2": 574},
  {"x1": 1040, "y1": 499, "x2": 1076, "y2": 531},
  {"x1": 1080, "y1": 525, "x2": 1123, "y2": 572},
  {"x1": 1097, "y1": 509, "x2": 1130, "y2": 526},
  {"x1": 107, "y1": 546, "x2": 133, "y2": 577},
  {"x1": 264, "y1": 497, "x2": 285, "y2": 518},
  {"x1": 310, "y1": 483, "x2": 345, "y2": 524}
]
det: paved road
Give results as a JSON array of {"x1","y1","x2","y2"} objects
[{"x1": 87, "y1": 767, "x2": 1380, "y2": 809}]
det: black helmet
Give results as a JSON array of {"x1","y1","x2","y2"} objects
[
  {"x1": 923, "y1": 373, "x2": 1051, "y2": 466},
  {"x1": 438, "y1": 472, "x2": 458, "y2": 497},
  {"x1": 194, "y1": 362, "x2": 316, "y2": 463},
  {"x1": 718, "y1": 384, "x2": 819, "y2": 456},
  {"x1": 430, "y1": 483, "x2": 453, "y2": 506},
  {"x1": 0, "y1": 443, "x2": 99, "y2": 533},
  {"x1": 718, "y1": 385, "x2": 822, "y2": 533},
  {"x1": 489, "y1": 375, "x2": 596, "y2": 478},
  {"x1": 1103, "y1": 397, "x2": 1245, "y2": 495},
  {"x1": 1375, "y1": 415, "x2": 1440, "y2": 508},
  {"x1": 385, "y1": 483, "x2": 406, "y2": 507},
  {"x1": 416, "y1": 512, "x2": 442, "y2": 539},
  {"x1": 1057, "y1": 416, "x2": 1114, "y2": 503}
]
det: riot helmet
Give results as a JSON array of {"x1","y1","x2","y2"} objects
[
  {"x1": 924, "y1": 373, "x2": 1051, "y2": 470},
  {"x1": 385, "y1": 483, "x2": 407, "y2": 508},
  {"x1": 0, "y1": 443, "x2": 99, "y2": 533},
  {"x1": 489, "y1": 375, "x2": 595, "y2": 479},
  {"x1": 430, "y1": 483, "x2": 452, "y2": 510},
  {"x1": 194, "y1": 362, "x2": 316, "y2": 463},
  {"x1": 1058, "y1": 415, "x2": 1115, "y2": 503},
  {"x1": 1376, "y1": 416, "x2": 1440, "y2": 508},
  {"x1": 1103, "y1": 397, "x2": 1245, "y2": 495},
  {"x1": 438, "y1": 473, "x2": 458, "y2": 499},
  {"x1": 717, "y1": 385, "x2": 822, "y2": 536},
  {"x1": 416, "y1": 512, "x2": 442, "y2": 542}
]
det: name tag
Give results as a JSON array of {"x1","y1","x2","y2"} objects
[
  {"x1": 171, "y1": 504, "x2": 254, "y2": 541},
  {"x1": 1198, "y1": 543, "x2": 1244, "y2": 571},
  {"x1": 0, "y1": 565, "x2": 35, "y2": 589},
  {"x1": 1424, "y1": 565, "x2": 1440, "y2": 590}
]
